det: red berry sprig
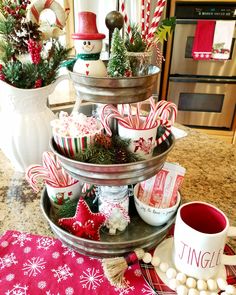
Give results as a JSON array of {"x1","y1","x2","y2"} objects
[
  {"x1": 28, "y1": 39, "x2": 42, "y2": 65},
  {"x1": 2, "y1": 0, "x2": 31, "y2": 19},
  {"x1": 34, "y1": 79, "x2": 42, "y2": 88},
  {"x1": 0, "y1": 64, "x2": 5, "y2": 81}
]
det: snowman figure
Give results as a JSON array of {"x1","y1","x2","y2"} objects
[{"x1": 72, "y1": 12, "x2": 107, "y2": 77}]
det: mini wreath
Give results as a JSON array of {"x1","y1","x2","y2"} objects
[{"x1": 26, "y1": 0, "x2": 70, "y2": 29}]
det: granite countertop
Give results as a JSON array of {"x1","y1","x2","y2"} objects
[{"x1": 0, "y1": 125, "x2": 236, "y2": 249}]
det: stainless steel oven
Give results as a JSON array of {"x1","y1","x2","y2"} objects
[{"x1": 166, "y1": 2, "x2": 236, "y2": 128}]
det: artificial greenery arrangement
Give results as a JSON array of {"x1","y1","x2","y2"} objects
[
  {"x1": 0, "y1": 0, "x2": 70, "y2": 88},
  {"x1": 74, "y1": 133, "x2": 142, "y2": 164},
  {"x1": 125, "y1": 17, "x2": 176, "y2": 53}
]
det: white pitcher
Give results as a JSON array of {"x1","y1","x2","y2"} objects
[{"x1": 0, "y1": 76, "x2": 67, "y2": 172}]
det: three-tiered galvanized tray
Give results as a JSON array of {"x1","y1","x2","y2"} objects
[{"x1": 41, "y1": 66, "x2": 176, "y2": 257}]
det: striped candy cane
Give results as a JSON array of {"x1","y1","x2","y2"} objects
[
  {"x1": 42, "y1": 151, "x2": 63, "y2": 186},
  {"x1": 156, "y1": 119, "x2": 172, "y2": 145},
  {"x1": 146, "y1": 0, "x2": 166, "y2": 42},
  {"x1": 155, "y1": 101, "x2": 177, "y2": 125},
  {"x1": 121, "y1": 0, "x2": 133, "y2": 43},
  {"x1": 26, "y1": 165, "x2": 56, "y2": 192}
]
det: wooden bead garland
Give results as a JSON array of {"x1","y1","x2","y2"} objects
[{"x1": 143, "y1": 251, "x2": 236, "y2": 295}]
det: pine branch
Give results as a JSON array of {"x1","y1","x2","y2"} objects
[
  {"x1": 0, "y1": 16, "x2": 15, "y2": 35},
  {"x1": 125, "y1": 24, "x2": 147, "y2": 52},
  {"x1": 0, "y1": 40, "x2": 14, "y2": 61},
  {"x1": 2, "y1": 61, "x2": 38, "y2": 88}
]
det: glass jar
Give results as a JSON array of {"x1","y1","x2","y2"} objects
[{"x1": 97, "y1": 186, "x2": 130, "y2": 235}]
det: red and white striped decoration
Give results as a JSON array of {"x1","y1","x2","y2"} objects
[
  {"x1": 120, "y1": 0, "x2": 133, "y2": 43},
  {"x1": 53, "y1": 132, "x2": 99, "y2": 158},
  {"x1": 146, "y1": 0, "x2": 166, "y2": 42},
  {"x1": 145, "y1": 0, "x2": 151, "y2": 37},
  {"x1": 100, "y1": 98, "x2": 177, "y2": 145},
  {"x1": 27, "y1": 0, "x2": 68, "y2": 29},
  {"x1": 26, "y1": 152, "x2": 77, "y2": 192},
  {"x1": 141, "y1": 0, "x2": 146, "y2": 39}
]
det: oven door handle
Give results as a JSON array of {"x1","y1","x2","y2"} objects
[
  {"x1": 169, "y1": 75, "x2": 236, "y2": 84},
  {"x1": 176, "y1": 19, "x2": 198, "y2": 24}
]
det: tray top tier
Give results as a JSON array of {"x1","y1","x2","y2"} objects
[{"x1": 68, "y1": 65, "x2": 160, "y2": 104}]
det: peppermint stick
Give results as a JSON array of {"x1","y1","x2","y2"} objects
[
  {"x1": 121, "y1": 0, "x2": 133, "y2": 43},
  {"x1": 141, "y1": 0, "x2": 145, "y2": 39},
  {"x1": 145, "y1": 0, "x2": 151, "y2": 37},
  {"x1": 146, "y1": 0, "x2": 166, "y2": 43}
]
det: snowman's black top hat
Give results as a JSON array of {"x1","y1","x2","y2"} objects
[{"x1": 72, "y1": 11, "x2": 106, "y2": 40}]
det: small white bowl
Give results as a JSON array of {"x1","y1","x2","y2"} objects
[{"x1": 133, "y1": 184, "x2": 181, "y2": 226}]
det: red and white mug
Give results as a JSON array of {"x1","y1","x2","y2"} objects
[{"x1": 173, "y1": 201, "x2": 236, "y2": 280}]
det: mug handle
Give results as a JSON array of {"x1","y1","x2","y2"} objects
[{"x1": 221, "y1": 226, "x2": 236, "y2": 265}]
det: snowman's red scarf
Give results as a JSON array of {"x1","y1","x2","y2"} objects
[{"x1": 77, "y1": 53, "x2": 100, "y2": 60}]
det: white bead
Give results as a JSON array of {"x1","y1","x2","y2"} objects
[
  {"x1": 159, "y1": 262, "x2": 169, "y2": 272},
  {"x1": 166, "y1": 267, "x2": 177, "y2": 279},
  {"x1": 151, "y1": 256, "x2": 161, "y2": 267},
  {"x1": 169, "y1": 278, "x2": 181, "y2": 291},
  {"x1": 207, "y1": 279, "x2": 218, "y2": 291},
  {"x1": 217, "y1": 278, "x2": 228, "y2": 290},
  {"x1": 177, "y1": 273, "x2": 187, "y2": 284},
  {"x1": 117, "y1": 223, "x2": 126, "y2": 231},
  {"x1": 186, "y1": 278, "x2": 197, "y2": 289},
  {"x1": 177, "y1": 285, "x2": 188, "y2": 295},
  {"x1": 199, "y1": 291, "x2": 209, "y2": 295},
  {"x1": 225, "y1": 285, "x2": 236, "y2": 294},
  {"x1": 142, "y1": 252, "x2": 152, "y2": 264},
  {"x1": 197, "y1": 280, "x2": 207, "y2": 291},
  {"x1": 188, "y1": 288, "x2": 199, "y2": 295},
  {"x1": 209, "y1": 292, "x2": 218, "y2": 295},
  {"x1": 221, "y1": 292, "x2": 228, "y2": 295},
  {"x1": 109, "y1": 228, "x2": 116, "y2": 235}
]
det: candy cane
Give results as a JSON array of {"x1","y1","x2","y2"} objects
[
  {"x1": 26, "y1": 165, "x2": 55, "y2": 192},
  {"x1": 27, "y1": 0, "x2": 68, "y2": 29},
  {"x1": 155, "y1": 101, "x2": 177, "y2": 124},
  {"x1": 136, "y1": 102, "x2": 141, "y2": 128},
  {"x1": 156, "y1": 119, "x2": 172, "y2": 145},
  {"x1": 146, "y1": 0, "x2": 166, "y2": 42},
  {"x1": 144, "y1": 99, "x2": 177, "y2": 129},
  {"x1": 120, "y1": 0, "x2": 133, "y2": 43},
  {"x1": 101, "y1": 104, "x2": 130, "y2": 135},
  {"x1": 42, "y1": 151, "x2": 62, "y2": 185},
  {"x1": 82, "y1": 183, "x2": 96, "y2": 197},
  {"x1": 105, "y1": 112, "x2": 130, "y2": 136}
]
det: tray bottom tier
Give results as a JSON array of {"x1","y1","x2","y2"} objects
[{"x1": 41, "y1": 189, "x2": 176, "y2": 258}]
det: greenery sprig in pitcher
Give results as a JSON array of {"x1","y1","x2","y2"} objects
[{"x1": 0, "y1": 0, "x2": 71, "y2": 89}]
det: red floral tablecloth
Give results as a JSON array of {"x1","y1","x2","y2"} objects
[{"x1": 0, "y1": 230, "x2": 154, "y2": 295}]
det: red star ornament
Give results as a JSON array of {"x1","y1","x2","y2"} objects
[{"x1": 58, "y1": 198, "x2": 106, "y2": 241}]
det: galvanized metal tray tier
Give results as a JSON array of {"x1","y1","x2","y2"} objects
[
  {"x1": 68, "y1": 65, "x2": 160, "y2": 104},
  {"x1": 50, "y1": 133, "x2": 175, "y2": 186},
  {"x1": 41, "y1": 189, "x2": 176, "y2": 258}
]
